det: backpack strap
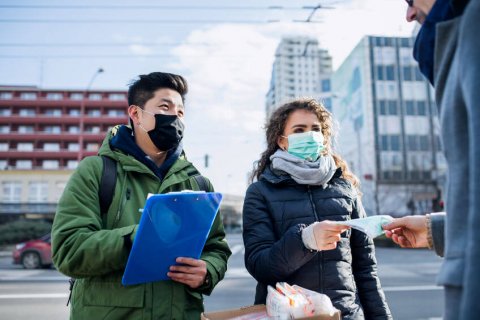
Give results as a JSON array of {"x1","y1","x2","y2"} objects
[
  {"x1": 99, "y1": 155, "x2": 117, "y2": 215},
  {"x1": 68, "y1": 156, "x2": 117, "y2": 307},
  {"x1": 192, "y1": 175, "x2": 210, "y2": 192}
]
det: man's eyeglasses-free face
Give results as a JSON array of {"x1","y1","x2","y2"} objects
[{"x1": 406, "y1": 0, "x2": 414, "y2": 7}]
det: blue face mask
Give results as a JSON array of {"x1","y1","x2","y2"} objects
[{"x1": 283, "y1": 131, "x2": 325, "y2": 161}]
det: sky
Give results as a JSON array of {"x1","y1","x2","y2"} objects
[{"x1": 0, "y1": 0, "x2": 416, "y2": 196}]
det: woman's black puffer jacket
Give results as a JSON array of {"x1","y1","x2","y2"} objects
[{"x1": 242, "y1": 167, "x2": 392, "y2": 320}]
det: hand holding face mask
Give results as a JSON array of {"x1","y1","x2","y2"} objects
[{"x1": 336, "y1": 215, "x2": 394, "y2": 238}]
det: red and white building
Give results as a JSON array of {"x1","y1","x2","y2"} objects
[{"x1": 0, "y1": 86, "x2": 128, "y2": 220}]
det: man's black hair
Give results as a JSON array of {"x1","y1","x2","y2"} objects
[{"x1": 127, "y1": 72, "x2": 188, "y2": 108}]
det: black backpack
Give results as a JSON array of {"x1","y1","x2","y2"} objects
[{"x1": 67, "y1": 155, "x2": 210, "y2": 305}]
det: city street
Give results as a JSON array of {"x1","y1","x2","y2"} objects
[{"x1": 0, "y1": 233, "x2": 444, "y2": 319}]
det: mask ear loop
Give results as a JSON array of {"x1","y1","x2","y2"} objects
[{"x1": 135, "y1": 106, "x2": 167, "y2": 155}]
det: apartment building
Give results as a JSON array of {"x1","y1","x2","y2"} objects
[
  {"x1": 331, "y1": 36, "x2": 446, "y2": 217},
  {"x1": 265, "y1": 36, "x2": 333, "y2": 118},
  {"x1": 0, "y1": 86, "x2": 128, "y2": 220}
]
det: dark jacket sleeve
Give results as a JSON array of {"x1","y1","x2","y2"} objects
[
  {"x1": 350, "y1": 197, "x2": 392, "y2": 320},
  {"x1": 430, "y1": 212, "x2": 445, "y2": 257},
  {"x1": 242, "y1": 183, "x2": 316, "y2": 284}
]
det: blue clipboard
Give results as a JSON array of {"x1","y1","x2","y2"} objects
[{"x1": 122, "y1": 191, "x2": 222, "y2": 286}]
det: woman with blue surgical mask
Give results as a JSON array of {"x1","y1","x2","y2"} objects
[{"x1": 242, "y1": 99, "x2": 391, "y2": 320}]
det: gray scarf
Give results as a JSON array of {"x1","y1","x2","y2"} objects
[{"x1": 270, "y1": 149, "x2": 337, "y2": 187}]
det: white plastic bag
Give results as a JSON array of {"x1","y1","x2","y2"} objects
[{"x1": 266, "y1": 285, "x2": 290, "y2": 319}]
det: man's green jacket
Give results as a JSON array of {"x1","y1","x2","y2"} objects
[{"x1": 52, "y1": 127, "x2": 231, "y2": 320}]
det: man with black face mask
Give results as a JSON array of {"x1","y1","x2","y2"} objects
[{"x1": 52, "y1": 72, "x2": 231, "y2": 319}]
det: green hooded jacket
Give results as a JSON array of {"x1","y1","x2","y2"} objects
[{"x1": 52, "y1": 126, "x2": 231, "y2": 320}]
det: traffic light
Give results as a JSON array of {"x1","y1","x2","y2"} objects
[{"x1": 204, "y1": 154, "x2": 209, "y2": 168}]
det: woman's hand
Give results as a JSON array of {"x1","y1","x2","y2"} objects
[
  {"x1": 313, "y1": 221, "x2": 350, "y2": 250},
  {"x1": 303, "y1": 221, "x2": 350, "y2": 251}
]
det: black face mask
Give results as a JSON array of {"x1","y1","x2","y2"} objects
[{"x1": 144, "y1": 113, "x2": 185, "y2": 151}]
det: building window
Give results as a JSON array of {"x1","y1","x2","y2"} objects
[
  {"x1": 88, "y1": 93, "x2": 102, "y2": 100},
  {"x1": 85, "y1": 126, "x2": 101, "y2": 133},
  {"x1": 376, "y1": 66, "x2": 384, "y2": 80},
  {"x1": 87, "y1": 109, "x2": 101, "y2": 116},
  {"x1": 86, "y1": 143, "x2": 98, "y2": 151},
  {"x1": 28, "y1": 181, "x2": 48, "y2": 202},
  {"x1": 407, "y1": 135, "x2": 418, "y2": 151},
  {"x1": 419, "y1": 135, "x2": 430, "y2": 151},
  {"x1": 17, "y1": 143, "x2": 33, "y2": 151},
  {"x1": 44, "y1": 143, "x2": 60, "y2": 151},
  {"x1": 385, "y1": 65, "x2": 396, "y2": 80},
  {"x1": 0, "y1": 143, "x2": 8, "y2": 151},
  {"x1": 68, "y1": 143, "x2": 79, "y2": 151},
  {"x1": 0, "y1": 160, "x2": 7, "y2": 170},
  {"x1": 18, "y1": 125, "x2": 34, "y2": 133},
  {"x1": 42, "y1": 160, "x2": 59, "y2": 169},
  {"x1": 0, "y1": 92, "x2": 13, "y2": 100},
  {"x1": 417, "y1": 101, "x2": 427, "y2": 115},
  {"x1": 323, "y1": 98, "x2": 332, "y2": 111},
  {"x1": 404, "y1": 100, "x2": 428, "y2": 116},
  {"x1": 415, "y1": 68, "x2": 424, "y2": 81},
  {"x1": 108, "y1": 93, "x2": 126, "y2": 101},
  {"x1": 0, "y1": 108, "x2": 11, "y2": 116},
  {"x1": 54, "y1": 182, "x2": 67, "y2": 201},
  {"x1": 70, "y1": 93, "x2": 83, "y2": 100},
  {"x1": 20, "y1": 92, "x2": 37, "y2": 100},
  {"x1": 68, "y1": 126, "x2": 80, "y2": 133},
  {"x1": 67, "y1": 160, "x2": 78, "y2": 169},
  {"x1": 2, "y1": 181, "x2": 22, "y2": 202},
  {"x1": 388, "y1": 101, "x2": 398, "y2": 115},
  {"x1": 45, "y1": 109, "x2": 62, "y2": 116},
  {"x1": 321, "y1": 79, "x2": 331, "y2": 92},
  {"x1": 391, "y1": 135, "x2": 400, "y2": 151},
  {"x1": 16, "y1": 160, "x2": 32, "y2": 169},
  {"x1": 379, "y1": 100, "x2": 399, "y2": 115},
  {"x1": 44, "y1": 126, "x2": 61, "y2": 133},
  {"x1": 400, "y1": 38, "x2": 411, "y2": 48},
  {"x1": 107, "y1": 109, "x2": 126, "y2": 117},
  {"x1": 435, "y1": 135, "x2": 443, "y2": 151},
  {"x1": 69, "y1": 109, "x2": 80, "y2": 116},
  {"x1": 0, "y1": 125, "x2": 10, "y2": 133},
  {"x1": 380, "y1": 135, "x2": 401, "y2": 151},
  {"x1": 405, "y1": 100, "x2": 415, "y2": 115},
  {"x1": 46, "y1": 93, "x2": 63, "y2": 100},
  {"x1": 403, "y1": 66, "x2": 413, "y2": 81},
  {"x1": 19, "y1": 109, "x2": 36, "y2": 116}
]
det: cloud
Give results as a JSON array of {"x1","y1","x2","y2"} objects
[{"x1": 165, "y1": 0, "x2": 416, "y2": 196}]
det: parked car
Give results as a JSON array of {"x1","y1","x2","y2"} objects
[{"x1": 12, "y1": 234, "x2": 52, "y2": 269}]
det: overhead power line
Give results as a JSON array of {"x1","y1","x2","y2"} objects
[
  {"x1": 0, "y1": 5, "x2": 310, "y2": 10},
  {"x1": 0, "y1": 42, "x2": 217, "y2": 47},
  {"x1": 0, "y1": 19, "x2": 280, "y2": 24}
]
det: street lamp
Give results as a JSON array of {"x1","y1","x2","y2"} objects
[{"x1": 77, "y1": 67, "x2": 104, "y2": 162}]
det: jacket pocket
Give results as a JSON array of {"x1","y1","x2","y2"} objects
[{"x1": 81, "y1": 280, "x2": 145, "y2": 308}]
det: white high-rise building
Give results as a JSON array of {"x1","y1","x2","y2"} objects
[{"x1": 266, "y1": 37, "x2": 333, "y2": 118}]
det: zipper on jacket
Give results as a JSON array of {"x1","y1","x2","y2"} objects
[
  {"x1": 307, "y1": 186, "x2": 324, "y2": 293},
  {"x1": 307, "y1": 186, "x2": 320, "y2": 221}
]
